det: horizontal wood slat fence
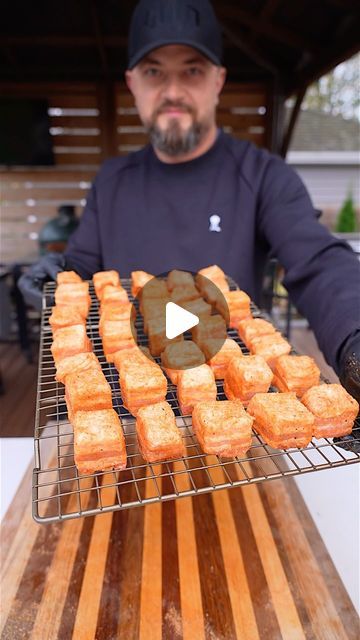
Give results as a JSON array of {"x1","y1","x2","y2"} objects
[{"x1": 1, "y1": 81, "x2": 272, "y2": 263}]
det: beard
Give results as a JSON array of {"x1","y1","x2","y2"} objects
[{"x1": 145, "y1": 101, "x2": 211, "y2": 157}]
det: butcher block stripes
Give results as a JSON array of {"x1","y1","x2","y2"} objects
[
  {"x1": 1, "y1": 461, "x2": 358, "y2": 640},
  {"x1": 139, "y1": 468, "x2": 162, "y2": 640}
]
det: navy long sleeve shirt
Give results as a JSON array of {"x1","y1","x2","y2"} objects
[{"x1": 65, "y1": 129, "x2": 360, "y2": 371}]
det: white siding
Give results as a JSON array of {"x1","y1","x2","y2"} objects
[{"x1": 290, "y1": 165, "x2": 360, "y2": 208}]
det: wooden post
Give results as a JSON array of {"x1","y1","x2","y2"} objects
[
  {"x1": 97, "y1": 81, "x2": 117, "y2": 160},
  {"x1": 280, "y1": 86, "x2": 306, "y2": 158},
  {"x1": 266, "y1": 77, "x2": 286, "y2": 154}
]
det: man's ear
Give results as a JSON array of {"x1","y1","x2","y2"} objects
[
  {"x1": 125, "y1": 70, "x2": 133, "y2": 94},
  {"x1": 216, "y1": 66, "x2": 227, "y2": 96}
]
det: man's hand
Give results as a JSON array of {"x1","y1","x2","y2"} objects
[
  {"x1": 18, "y1": 253, "x2": 67, "y2": 311},
  {"x1": 335, "y1": 333, "x2": 360, "y2": 453}
]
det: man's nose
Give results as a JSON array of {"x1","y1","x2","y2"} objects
[{"x1": 161, "y1": 74, "x2": 186, "y2": 102}]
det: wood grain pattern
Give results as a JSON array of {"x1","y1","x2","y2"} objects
[
  {"x1": 71, "y1": 480, "x2": 116, "y2": 640},
  {"x1": 256, "y1": 480, "x2": 350, "y2": 640},
  {"x1": 210, "y1": 463, "x2": 259, "y2": 640},
  {"x1": 139, "y1": 467, "x2": 162, "y2": 640},
  {"x1": 242, "y1": 484, "x2": 306, "y2": 640},
  {"x1": 1, "y1": 483, "x2": 73, "y2": 639},
  {"x1": 175, "y1": 460, "x2": 205, "y2": 640},
  {"x1": 0, "y1": 446, "x2": 57, "y2": 638},
  {"x1": 29, "y1": 476, "x2": 94, "y2": 640},
  {"x1": 229, "y1": 485, "x2": 283, "y2": 640},
  {"x1": 57, "y1": 510, "x2": 97, "y2": 639},
  {"x1": 1, "y1": 457, "x2": 359, "y2": 640},
  {"x1": 162, "y1": 466, "x2": 182, "y2": 640},
  {"x1": 95, "y1": 466, "x2": 145, "y2": 640}
]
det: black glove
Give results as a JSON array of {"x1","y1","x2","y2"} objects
[
  {"x1": 334, "y1": 332, "x2": 360, "y2": 453},
  {"x1": 18, "y1": 253, "x2": 67, "y2": 311}
]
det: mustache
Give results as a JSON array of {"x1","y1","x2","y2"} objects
[{"x1": 154, "y1": 101, "x2": 195, "y2": 117}]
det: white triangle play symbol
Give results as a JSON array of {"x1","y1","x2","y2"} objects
[{"x1": 166, "y1": 302, "x2": 199, "y2": 340}]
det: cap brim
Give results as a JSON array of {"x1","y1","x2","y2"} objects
[{"x1": 128, "y1": 38, "x2": 222, "y2": 69}]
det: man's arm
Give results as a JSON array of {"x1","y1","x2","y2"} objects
[{"x1": 257, "y1": 155, "x2": 360, "y2": 375}]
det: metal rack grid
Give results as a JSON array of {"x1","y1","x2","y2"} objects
[{"x1": 32, "y1": 278, "x2": 360, "y2": 523}]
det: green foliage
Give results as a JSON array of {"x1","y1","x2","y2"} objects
[
  {"x1": 335, "y1": 194, "x2": 358, "y2": 232},
  {"x1": 302, "y1": 53, "x2": 360, "y2": 120}
]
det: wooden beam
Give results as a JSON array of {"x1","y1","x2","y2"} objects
[
  {"x1": 326, "y1": 0, "x2": 359, "y2": 7},
  {"x1": 284, "y1": 17, "x2": 360, "y2": 95},
  {"x1": 218, "y1": 6, "x2": 319, "y2": 53},
  {"x1": 0, "y1": 35, "x2": 128, "y2": 48},
  {"x1": 280, "y1": 86, "x2": 306, "y2": 157},
  {"x1": 250, "y1": 0, "x2": 282, "y2": 45},
  {"x1": 259, "y1": 0, "x2": 283, "y2": 21},
  {"x1": 1, "y1": 46, "x2": 20, "y2": 73},
  {"x1": 90, "y1": 0, "x2": 109, "y2": 78},
  {"x1": 0, "y1": 67, "x2": 124, "y2": 81},
  {"x1": 0, "y1": 81, "x2": 98, "y2": 93},
  {"x1": 221, "y1": 23, "x2": 279, "y2": 75}
]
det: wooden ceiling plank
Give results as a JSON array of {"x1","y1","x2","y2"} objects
[
  {"x1": 0, "y1": 81, "x2": 97, "y2": 93},
  {"x1": 218, "y1": 6, "x2": 319, "y2": 53},
  {"x1": 0, "y1": 4, "x2": 358, "y2": 92},
  {"x1": 326, "y1": 0, "x2": 359, "y2": 8},
  {"x1": 1, "y1": 46, "x2": 20, "y2": 73},
  {"x1": 250, "y1": 0, "x2": 282, "y2": 45},
  {"x1": 0, "y1": 36, "x2": 128, "y2": 48},
  {"x1": 0, "y1": 67, "x2": 120, "y2": 80},
  {"x1": 260, "y1": 0, "x2": 283, "y2": 21},
  {"x1": 221, "y1": 23, "x2": 279, "y2": 75},
  {"x1": 285, "y1": 16, "x2": 360, "y2": 95}
]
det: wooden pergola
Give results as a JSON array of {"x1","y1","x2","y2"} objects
[
  {"x1": 1, "y1": 0, "x2": 359, "y2": 153},
  {"x1": 1, "y1": 0, "x2": 359, "y2": 262}
]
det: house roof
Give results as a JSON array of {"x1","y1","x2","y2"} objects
[{"x1": 289, "y1": 109, "x2": 360, "y2": 152}]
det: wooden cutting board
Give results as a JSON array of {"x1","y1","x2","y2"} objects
[{"x1": 1, "y1": 453, "x2": 358, "y2": 640}]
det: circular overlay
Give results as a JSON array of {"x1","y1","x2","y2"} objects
[{"x1": 130, "y1": 270, "x2": 230, "y2": 371}]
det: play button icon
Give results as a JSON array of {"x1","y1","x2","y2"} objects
[
  {"x1": 166, "y1": 302, "x2": 199, "y2": 340},
  {"x1": 130, "y1": 271, "x2": 230, "y2": 368}
]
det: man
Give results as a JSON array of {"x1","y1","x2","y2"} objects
[{"x1": 20, "y1": 0, "x2": 359, "y2": 448}]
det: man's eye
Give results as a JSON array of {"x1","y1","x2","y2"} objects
[
  {"x1": 145, "y1": 68, "x2": 160, "y2": 77},
  {"x1": 187, "y1": 67, "x2": 202, "y2": 76}
]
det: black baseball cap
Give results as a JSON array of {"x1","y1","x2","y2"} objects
[{"x1": 127, "y1": 0, "x2": 223, "y2": 70}]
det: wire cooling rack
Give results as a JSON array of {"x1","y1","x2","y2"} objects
[{"x1": 32, "y1": 277, "x2": 360, "y2": 523}]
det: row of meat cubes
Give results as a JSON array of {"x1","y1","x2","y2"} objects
[{"x1": 47, "y1": 266, "x2": 358, "y2": 475}]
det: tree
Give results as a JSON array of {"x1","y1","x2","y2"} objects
[
  {"x1": 335, "y1": 193, "x2": 358, "y2": 233},
  {"x1": 299, "y1": 54, "x2": 360, "y2": 120}
]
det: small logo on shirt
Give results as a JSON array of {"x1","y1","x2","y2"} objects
[{"x1": 209, "y1": 214, "x2": 222, "y2": 232}]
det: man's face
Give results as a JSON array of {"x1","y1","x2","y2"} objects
[{"x1": 125, "y1": 45, "x2": 226, "y2": 157}]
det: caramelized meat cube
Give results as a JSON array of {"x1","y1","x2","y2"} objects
[
  {"x1": 177, "y1": 364, "x2": 217, "y2": 415},
  {"x1": 136, "y1": 401, "x2": 186, "y2": 462},
  {"x1": 247, "y1": 392, "x2": 314, "y2": 449},
  {"x1": 73, "y1": 409, "x2": 126, "y2": 474},
  {"x1": 51, "y1": 324, "x2": 92, "y2": 365},
  {"x1": 224, "y1": 355, "x2": 273, "y2": 404},
  {"x1": 202, "y1": 337, "x2": 243, "y2": 379},
  {"x1": 93, "y1": 270, "x2": 120, "y2": 298},
  {"x1": 273, "y1": 355, "x2": 320, "y2": 397},
  {"x1": 301, "y1": 383, "x2": 359, "y2": 438},
  {"x1": 192, "y1": 400, "x2": 253, "y2": 457}
]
